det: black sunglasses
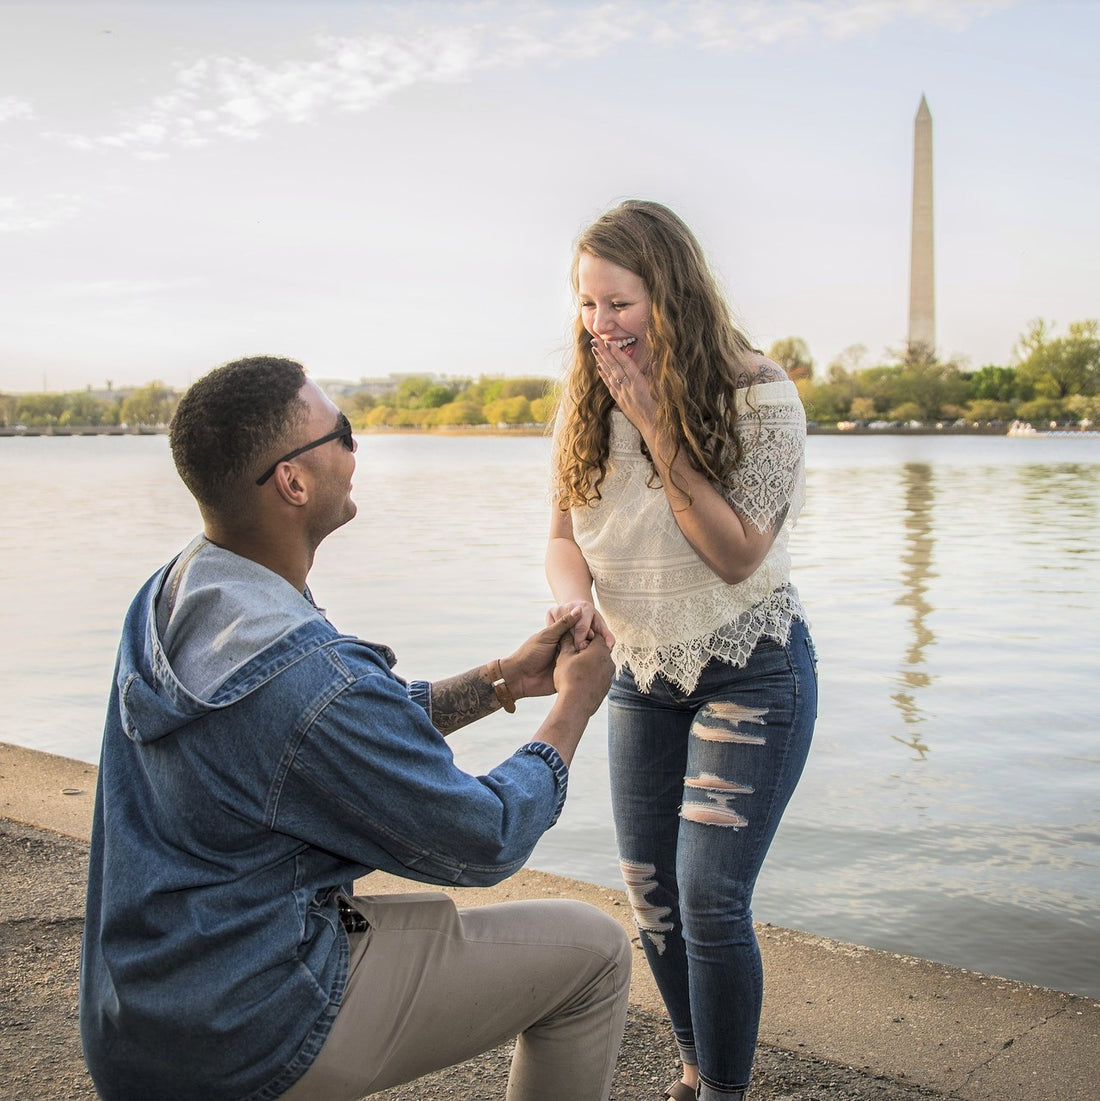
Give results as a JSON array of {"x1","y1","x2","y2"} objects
[{"x1": 255, "y1": 413, "x2": 354, "y2": 486}]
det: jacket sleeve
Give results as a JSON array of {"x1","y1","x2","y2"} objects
[{"x1": 268, "y1": 652, "x2": 568, "y2": 887}]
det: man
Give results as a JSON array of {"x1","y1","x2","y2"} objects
[{"x1": 80, "y1": 356, "x2": 629, "y2": 1100}]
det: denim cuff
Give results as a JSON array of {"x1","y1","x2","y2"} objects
[
  {"x1": 407, "y1": 679, "x2": 432, "y2": 723},
  {"x1": 676, "y1": 1040, "x2": 698, "y2": 1067},
  {"x1": 516, "y1": 742, "x2": 569, "y2": 825}
]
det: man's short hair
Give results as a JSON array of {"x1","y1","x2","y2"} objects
[{"x1": 170, "y1": 356, "x2": 309, "y2": 512}]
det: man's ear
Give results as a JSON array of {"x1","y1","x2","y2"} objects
[{"x1": 272, "y1": 462, "x2": 310, "y2": 507}]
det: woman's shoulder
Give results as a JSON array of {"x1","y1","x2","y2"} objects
[{"x1": 734, "y1": 353, "x2": 789, "y2": 388}]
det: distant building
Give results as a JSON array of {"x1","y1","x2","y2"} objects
[{"x1": 319, "y1": 374, "x2": 452, "y2": 399}]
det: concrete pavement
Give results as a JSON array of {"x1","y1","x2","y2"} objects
[{"x1": 2, "y1": 740, "x2": 1097, "y2": 1100}]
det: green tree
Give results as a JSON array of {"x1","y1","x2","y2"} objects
[
  {"x1": 433, "y1": 401, "x2": 486, "y2": 426},
  {"x1": 794, "y1": 378, "x2": 843, "y2": 423},
  {"x1": 1064, "y1": 394, "x2": 1100, "y2": 426},
  {"x1": 390, "y1": 376, "x2": 455, "y2": 409},
  {"x1": 1016, "y1": 397, "x2": 1066, "y2": 425},
  {"x1": 965, "y1": 399, "x2": 1015, "y2": 423},
  {"x1": 419, "y1": 384, "x2": 458, "y2": 409},
  {"x1": 887, "y1": 401, "x2": 924, "y2": 423},
  {"x1": 1015, "y1": 319, "x2": 1100, "y2": 400},
  {"x1": 796, "y1": 361, "x2": 861, "y2": 423},
  {"x1": 967, "y1": 364, "x2": 1022, "y2": 403},
  {"x1": 857, "y1": 365, "x2": 899, "y2": 415},
  {"x1": 483, "y1": 396, "x2": 533, "y2": 425},
  {"x1": 121, "y1": 382, "x2": 177, "y2": 426},
  {"x1": 364, "y1": 404, "x2": 395, "y2": 427},
  {"x1": 500, "y1": 377, "x2": 552, "y2": 401},
  {"x1": 15, "y1": 393, "x2": 68, "y2": 425},
  {"x1": 530, "y1": 392, "x2": 558, "y2": 425},
  {"x1": 879, "y1": 357, "x2": 968, "y2": 423},
  {"x1": 461, "y1": 377, "x2": 507, "y2": 405},
  {"x1": 345, "y1": 391, "x2": 377, "y2": 415},
  {"x1": 767, "y1": 336, "x2": 813, "y2": 381},
  {"x1": 58, "y1": 392, "x2": 116, "y2": 426},
  {"x1": 393, "y1": 376, "x2": 431, "y2": 408},
  {"x1": 849, "y1": 396, "x2": 876, "y2": 420}
]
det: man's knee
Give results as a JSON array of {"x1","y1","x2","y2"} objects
[
  {"x1": 543, "y1": 898, "x2": 629, "y2": 951},
  {"x1": 458, "y1": 896, "x2": 631, "y2": 999},
  {"x1": 555, "y1": 899, "x2": 632, "y2": 993}
]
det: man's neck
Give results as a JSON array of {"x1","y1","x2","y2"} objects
[{"x1": 201, "y1": 523, "x2": 313, "y2": 593}]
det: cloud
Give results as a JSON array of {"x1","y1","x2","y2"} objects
[
  {"x1": 49, "y1": 0, "x2": 1016, "y2": 156},
  {"x1": 636, "y1": 0, "x2": 1016, "y2": 50},
  {"x1": 0, "y1": 96, "x2": 34, "y2": 123},
  {"x1": 52, "y1": 27, "x2": 489, "y2": 155},
  {"x1": 55, "y1": 276, "x2": 203, "y2": 300},
  {"x1": 0, "y1": 194, "x2": 83, "y2": 233}
]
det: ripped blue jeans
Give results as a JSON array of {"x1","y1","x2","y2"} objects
[{"x1": 608, "y1": 619, "x2": 817, "y2": 1098}]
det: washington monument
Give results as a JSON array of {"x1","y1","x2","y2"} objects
[{"x1": 908, "y1": 94, "x2": 935, "y2": 354}]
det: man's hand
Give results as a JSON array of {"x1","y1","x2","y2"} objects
[
  {"x1": 501, "y1": 608, "x2": 583, "y2": 700},
  {"x1": 553, "y1": 630, "x2": 614, "y2": 721}
]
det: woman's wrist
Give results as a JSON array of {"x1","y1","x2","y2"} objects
[{"x1": 557, "y1": 596, "x2": 594, "y2": 611}]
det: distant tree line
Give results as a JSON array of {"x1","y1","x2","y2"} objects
[
  {"x1": 0, "y1": 382, "x2": 177, "y2": 429},
  {"x1": 342, "y1": 375, "x2": 556, "y2": 429},
  {"x1": 3, "y1": 319, "x2": 1097, "y2": 431},
  {"x1": 778, "y1": 319, "x2": 1100, "y2": 428}
]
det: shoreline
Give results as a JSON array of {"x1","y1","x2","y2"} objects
[
  {"x1": 3, "y1": 423, "x2": 1098, "y2": 439},
  {"x1": 1, "y1": 740, "x2": 1097, "y2": 1100}
]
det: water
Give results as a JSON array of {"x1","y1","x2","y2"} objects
[{"x1": 1, "y1": 431, "x2": 1098, "y2": 998}]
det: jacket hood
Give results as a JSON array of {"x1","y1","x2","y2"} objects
[
  {"x1": 115, "y1": 565, "x2": 216, "y2": 745},
  {"x1": 114, "y1": 542, "x2": 326, "y2": 745}
]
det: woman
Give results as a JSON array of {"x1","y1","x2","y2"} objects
[{"x1": 546, "y1": 200, "x2": 817, "y2": 1101}]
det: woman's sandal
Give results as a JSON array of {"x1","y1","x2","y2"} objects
[{"x1": 662, "y1": 1082, "x2": 697, "y2": 1101}]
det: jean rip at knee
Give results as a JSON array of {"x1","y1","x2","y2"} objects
[{"x1": 619, "y1": 859, "x2": 674, "y2": 955}]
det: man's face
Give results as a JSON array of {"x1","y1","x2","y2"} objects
[{"x1": 295, "y1": 380, "x2": 358, "y2": 535}]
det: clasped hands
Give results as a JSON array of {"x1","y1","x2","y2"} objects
[{"x1": 500, "y1": 607, "x2": 614, "y2": 718}]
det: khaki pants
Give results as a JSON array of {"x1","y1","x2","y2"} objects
[{"x1": 280, "y1": 892, "x2": 631, "y2": 1101}]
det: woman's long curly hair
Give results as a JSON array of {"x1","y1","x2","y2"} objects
[{"x1": 554, "y1": 200, "x2": 755, "y2": 510}]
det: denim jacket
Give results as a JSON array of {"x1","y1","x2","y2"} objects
[{"x1": 80, "y1": 550, "x2": 568, "y2": 1100}]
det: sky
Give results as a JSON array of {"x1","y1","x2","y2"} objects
[{"x1": 1, "y1": 0, "x2": 1097, "y2": 394}]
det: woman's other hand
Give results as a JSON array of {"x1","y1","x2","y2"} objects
[{"x1": 591, "y1": 337, "x2": 657, "y2": 437}]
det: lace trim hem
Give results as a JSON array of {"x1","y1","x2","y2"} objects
[{"x1": 614, "y1": 587, "x2": 804, "y2": 694}]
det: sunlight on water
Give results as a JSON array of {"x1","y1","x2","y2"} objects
[{"x1": 1, "y1": 431, "x2": 1098, "y2": 996}]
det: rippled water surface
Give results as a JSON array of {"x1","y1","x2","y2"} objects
[{"x1": 2, "y1": 432, "x2": 1097, "y2": 996}]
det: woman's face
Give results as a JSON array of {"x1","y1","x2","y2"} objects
[{"x1": 577, "y1": 252, "x2": 652, "y2": 374}]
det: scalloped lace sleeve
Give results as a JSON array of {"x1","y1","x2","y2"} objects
[{"x1": 724, "y1": 382, "x2": 806, "y2": 534}]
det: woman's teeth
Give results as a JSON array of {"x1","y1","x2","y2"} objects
[{"x1": 614, "y1": 337, "x2": 636, "y2": 349}]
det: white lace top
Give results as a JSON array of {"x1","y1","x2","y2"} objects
[{"x1": 567, "y1": 379, "x2": 807, "y2": 693}]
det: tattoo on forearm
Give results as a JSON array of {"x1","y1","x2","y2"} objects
[{"x1": 430, "y1": 669, "x2": 497, "y2": 735}]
